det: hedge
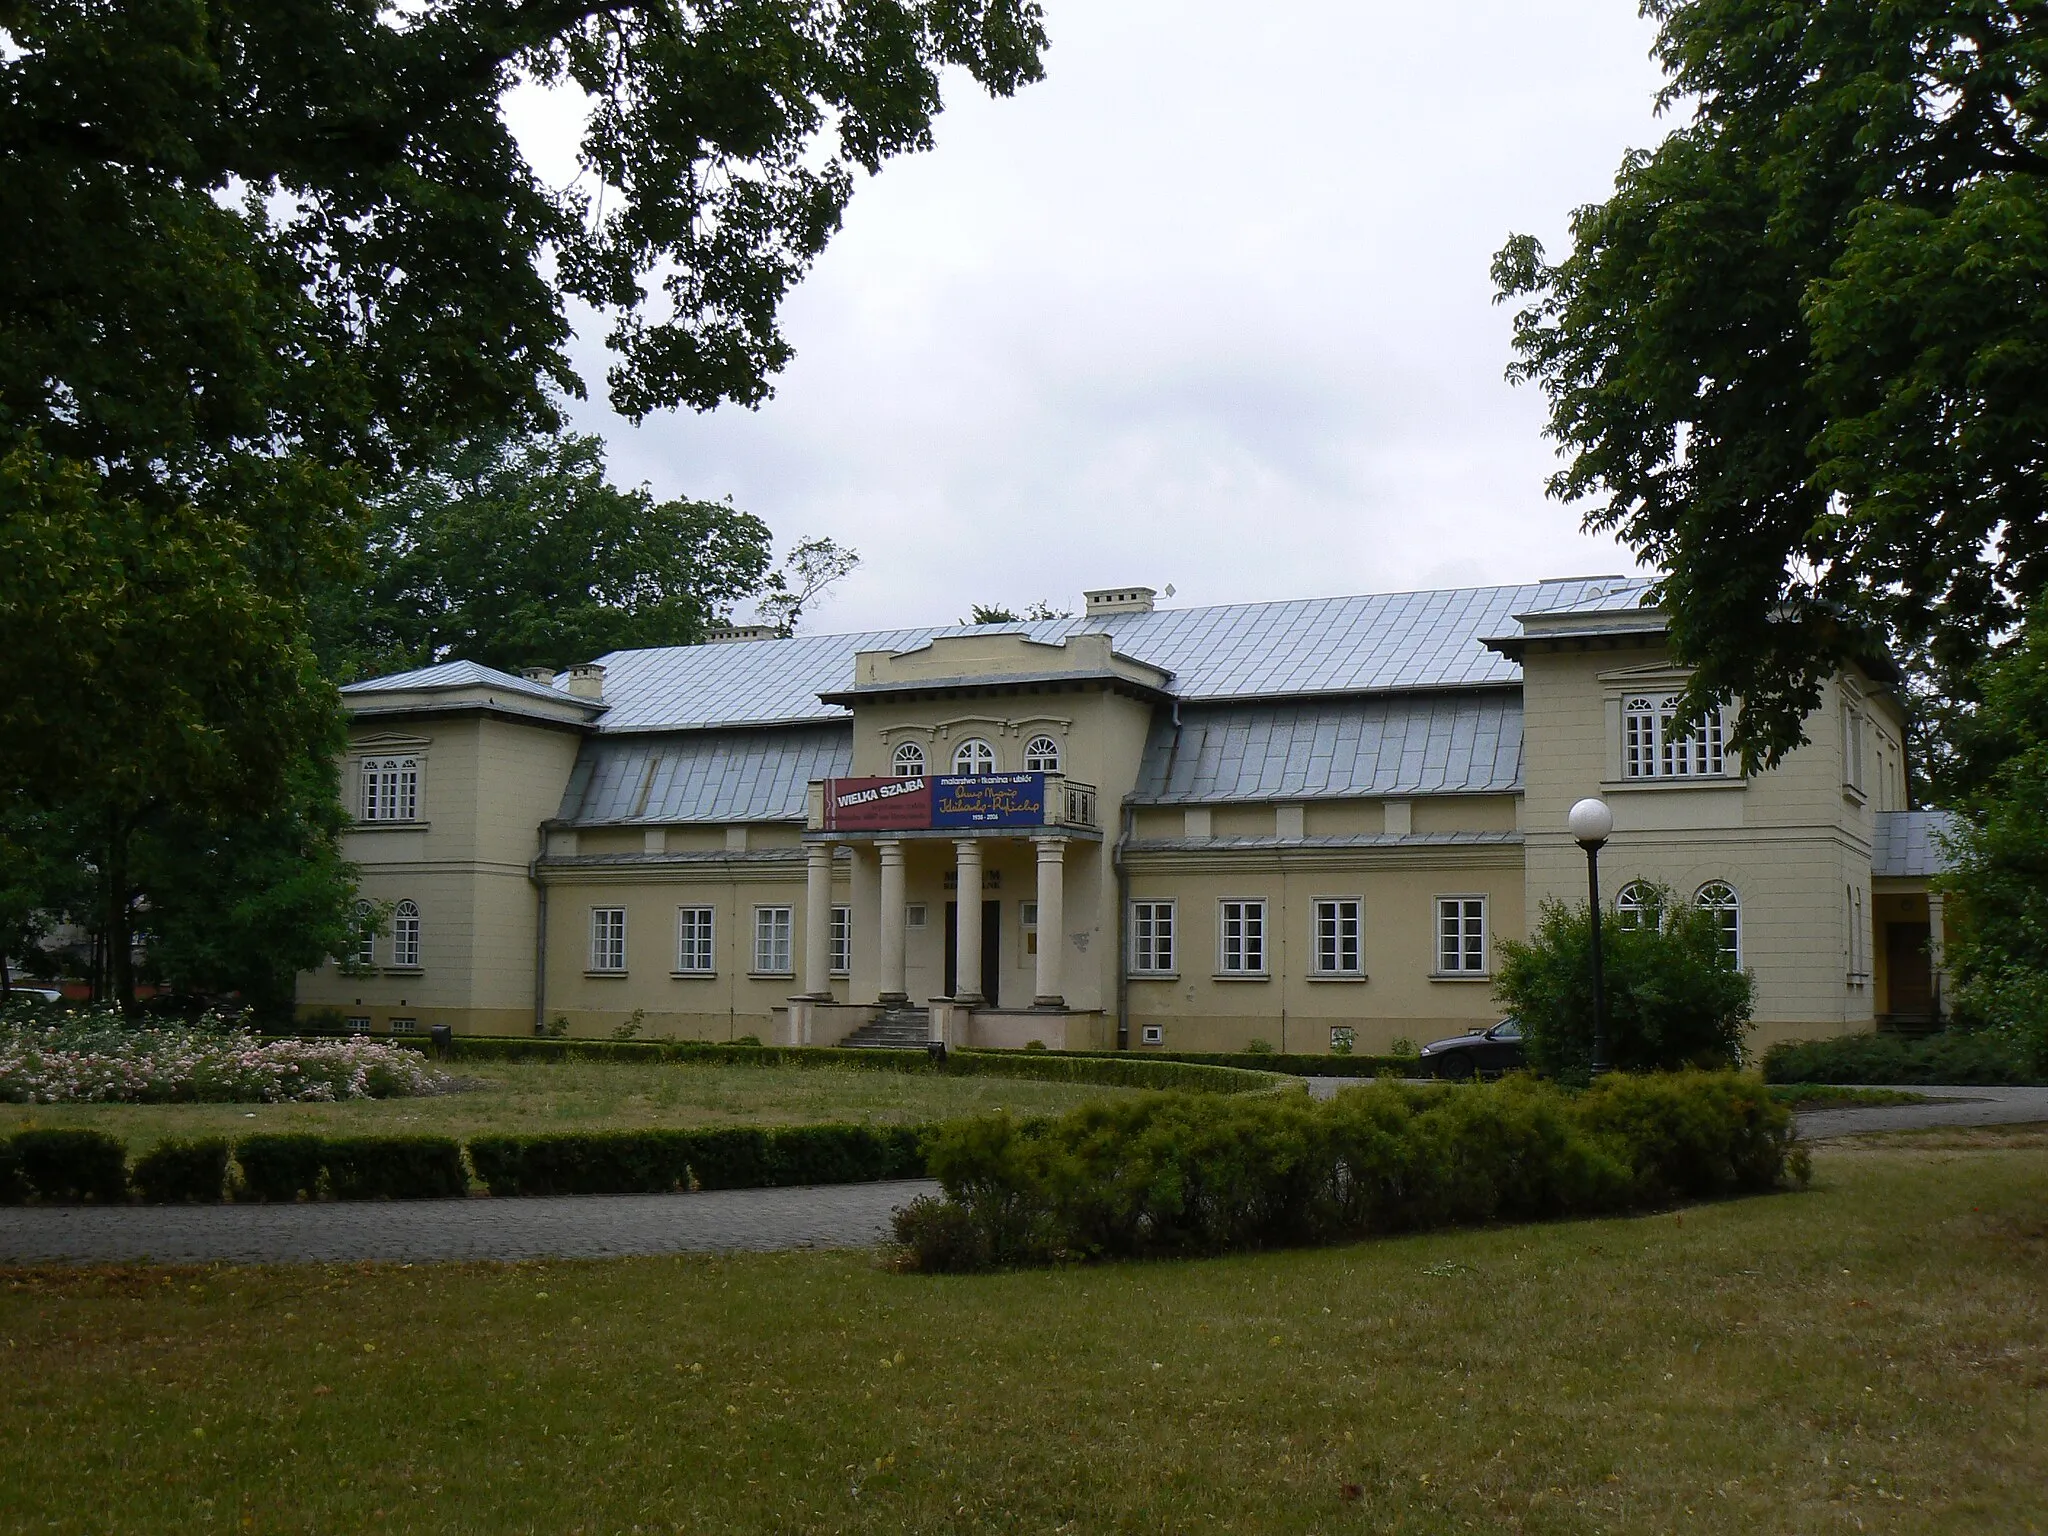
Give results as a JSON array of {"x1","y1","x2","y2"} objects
[
  {"x1": 132, "y1": 1138, "x2": 232, "y2": 1204},
  {"x1": 891, "y1": 1072, "x2": 1807, "y2": 1272},
  {"x1": 0, "y1": 1129, "x2": 129, "y2": 1204},
  {"x1": 235, "y1": 1134, "x2": 466, "y2": 1201},
  {"x1": 468, "y1": 1122, "x2": 930, "y2": 1197},
  {"x1": 1762, "y1": 1031, "x2": 2044, "y2": 1086}
]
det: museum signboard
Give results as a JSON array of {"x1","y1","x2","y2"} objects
[{"x1": 820, "y1": 774, "x2": 1047, "y2": 832}]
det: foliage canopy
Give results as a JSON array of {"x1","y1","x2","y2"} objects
[{"x1": 1495, "y1": 0, "x2": 2048, "y2": 766}]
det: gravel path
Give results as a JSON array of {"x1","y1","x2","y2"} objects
[{"x1": 0, "y1": 1178, "x2": 939, "y2": 1266}]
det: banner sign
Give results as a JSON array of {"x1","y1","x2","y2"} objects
[
  {"x1": 821, "y1": 776, "x2": 931, "y2": 831},
  {"x1": 933, "y1": 774, "x2": 1046, "y2": 828},
  {"x1": 820, "y1": 773, "x2": 1048, "y2": 832}
]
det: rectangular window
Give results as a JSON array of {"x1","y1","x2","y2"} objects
[
  {"x1": 1312, "y1": 898, "x2": 1363, "y2": 976},
  {"x1": 1436, "y1": 897, "x2": 1488, "y2": 975},
  {"x1": 590, "y1": 907, "x2": 627, "y2": 973},
  {"x1": 1846, "y1": 884, "x2": 1868, "y2": 982},
  {"x1": 1842, "y1": 704, "x2": 1867, "y2": 795},
  {"x1": 754, "y1": 906, "x2": 793, "y2": 975},
  {"x1": 355, "y1": 927, "x2": 376, "y2": 968},
  {"x1": 1130, "y1": 901, "x2": 1176, "y2": 975},
  {"x1": 1218, "y1": 899, "x2": 1266, "y2": 975},
  {"x1": 830, "y1": 906, "x2": 851, "y2": 976},
  {"x1": 905, "y1": 904, "x2": 928, "y2": 931},
  {"x1": 1020, "y1": 900, "x2": 1039, "y2": 958},
  {"x1": 359, "y1": 757, "x2": 420, "y2": 821},
  {"x1": 1622, "y1": 695, "x2": 1725, "y2": 780},
  {"x1": 676, "y1": 906, "x2": 715, "y2": 974}
]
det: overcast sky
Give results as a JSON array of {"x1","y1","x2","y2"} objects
[{"x1": 521, "y1": 1, "x2": 1673, "y2": 634}]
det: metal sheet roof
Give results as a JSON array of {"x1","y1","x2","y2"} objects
[
  {"x1": 579, "y1": 577, "x2": 1639, "y2": 732},
  {"x1": 340, "y1": 659, "x2": 583, "y2": 704},
  {"x1": 1872, "y1": 810, "x2": 1961, "y2": 878},
  {"x1": 1130, "y1": 694, "x2": 1524, "y2": 803},
  {"x1": 558, "y1": 725, "x2": 852, "y2": 824}
]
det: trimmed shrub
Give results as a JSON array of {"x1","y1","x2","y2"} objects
[
  {"x1": 896, "y1": 1072, "x2": 1802, "y2": 1273},
  {"x1": 468, "y1": 1131, "x2": 695, "y2": 1197},
  {"x1": 0, "y1": 1138, "x2": 23, "y2": 1203},
  {"x1": 235, "y1": 1135, "x2": 328, "y2": 1201},
  {"x1": 8, "y1": 1129, "x2": 129, "y2": 1204},
  {"x1": 768, "y1": 1123, "x2": 926, "y2": 1185},
  {"x1": 320, "y1": 1136, "x2": 467, "y2": 1200},
  {"x1": 1762, "y1": 1031, "x2": 2042, "y2": 1086},
  {"x1": 684, "y1": 1126, "x2": 776, "y2": 1190},
  {"x1": 132, "y1": 1138, "x2": 231, "y2": 1204}
]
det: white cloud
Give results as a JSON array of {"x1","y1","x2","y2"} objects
[{"x1": 525, "y1": 0, "x2": 1670, "y2": 631}]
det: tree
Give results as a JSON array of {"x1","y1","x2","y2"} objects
[
  {"x1": 1495, "y1": 886, "x2": 1755, "y2": 1085},
  {"x1": 5, "y1": 1, "x2": 1041, "y2": 1000},
  {"x1": 755, "y1": 536, "x2": 863, "y2": 635},
  {"x1": 1494, "y1": 1, "x2": 2048, "y2": 767},
  {"x1": 1941, "y1": 596, "x2": 2048, "y2": 1072},
  {"x1": 964, "y1": 600, "x2": 1072, "y2": 624},
  {"x1": 313, "y1": 430, "x2": 775, "y2": 677}
]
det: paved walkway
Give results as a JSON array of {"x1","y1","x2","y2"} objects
[
  {"x1": 0, "y1": 1178, "x2": 939, "y2": 1266},
  {"x1": 1789, "y1": 1084, "x2": 2048, "y2": 1140}
]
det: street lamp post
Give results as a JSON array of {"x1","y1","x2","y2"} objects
[{"x1": 1568, "y1": 797, "x2": 1615, "y2": 1079}]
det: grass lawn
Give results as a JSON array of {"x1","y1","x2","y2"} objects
[
  {"x1": 1, "y1": 1136, "x2": 2043, "y2": 1532},
  {"x1": 0, "y1": 1060, "x2": 1142, "y2": 1153}
]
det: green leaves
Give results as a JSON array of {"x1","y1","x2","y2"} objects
[{"x1": 1496, "y1": 0, "x2": 2048, "y2": 764}]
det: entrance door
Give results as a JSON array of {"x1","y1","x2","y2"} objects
[
  {"x1": 1886, "y1": 921, "x2": 1934, "y2": 1015},
  {"x1": 943, "y1": 900, "x2": 1003, "y2": 1004}
]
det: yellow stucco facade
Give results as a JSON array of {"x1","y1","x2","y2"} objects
[{"x1": 298, "y1": 580, "x2": 1952, "y2": 1054}]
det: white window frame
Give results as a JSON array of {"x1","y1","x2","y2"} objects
[
  {"x1": 753, "y1": 905, "x2": 794, "y2": 976},
  {"x1": 1129, "y1": 901, "x2": 1176, "y2": 976},
  {"x1": 344, "y1": 1015, "x2": 371, "y2": 1036},
  {"x1": 952, "y1": 737, "x2": 996, "y2": 775},
  {"x1": 391, "y1": 900, "x2": 421, "y2": 968},
  {"x1": 1621, "y1": 695, "x2": 1726, "y2": 780},
  {"x1": 388, "y1": 1017, "x2": 418, "y2": 1036},
  {"x1": 675, "y1": 906, "x2": 715, "y2": 975},
  {"x1": 1615, "y1": 881, "x2": 1657, "y2": 932},
  {"x1": 905, "y1": 903, "x2": 928, "y2": 931},
  {"x1": 1020, "y1": 899, "x2": 1039, "y2": 959},
  {"x1": 1310, "y1": 897, "x2": 1363, "y2": 977},
  {"x1": 1694, "y1": 882, "x2": 1741, "y2": 966},
  {"x1": 1023, "y1": 735, "x2": 1061, "y2": 773},
  {"x1": 892, "y1": 741, "x2": 926, "y2": 778},
  {"x1": 1841, "y1": 700, "x2": 1867, "y2": 797},
  {"x1": 1846, "y1": 884, "x2": 1869, "y2": 984},
  {"x1": 1435, "y1": 896, "x2": 1489, "y2": 976},
  {"x1": 358, "y1": 756, "x2": 421, "y2": 821},
  {"x1": 352, "y1": 901, "x2": 376, "y2": 967},
  {"x1": 589, "y1": 907, "x2": 627, "y2": 974},
  {"x1": 830, "y1": 906, "x2": 851, "y2": 977},
  {"x1": 1217, "y1": 899, "x2": 1267, "y2": 977}
]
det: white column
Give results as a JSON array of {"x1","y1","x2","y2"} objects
[
  {"x1": 802, "y1": 841, "x2": 834, "y2": 999},
  {"x1": 953, "y1": 839, "x2": 984, "y2": 1004},
  {"x1": 878, "y1": 839, "x2": 908, "y2": 1005},
  {"x1": 1033, "y1": 837, "x2": 1065, "y2": 1008}
]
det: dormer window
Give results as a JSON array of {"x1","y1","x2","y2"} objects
[
  {"x1": 359, "y1": 756, "x2": 420, "y2": 820},
  {"x1": 1023, "y1": 735, "x2": 1061, "y2": 773},
  {"x1": 952, "y1": 738, "x2": 996, "y2": 776},
  {"x1": 892, "y1": 742, "x2": 926, "y2": 778},
  {"x1": 1622, "y1": 695, "x2": 1725, "y2": 779}
]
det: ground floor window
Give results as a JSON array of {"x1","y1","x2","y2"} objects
[
  {"x1": 1615, "y1": 881, "x2": 1657, "y2": 931},
  {"x1": 392, "y1": 900, "x2": 421, "y2": 968},
  {"x1": 352, "y1": 901, "x2": 376, "y2": 967},
  {"x1": 388, "y1": 1017, "x2": 417, "y2": 1035},
  {"x1": 754, "y1": 906, "x2": 793, "y2": 975},
  {"x1": 1694, "y1": 881, "x2": 1741, "y2": 964},
  {"x1": 590, "y1": 907, "x2": 627, "y2": 973},
  {"x1": 1312, "y1": 897, "x2": 1362, "y2": 975},
  {"x1": 1436, "y1": 896, "x2": 1488, "y2": 974},
  {"x1": 1130, "y1": 901, "x2": 1176, "y2": 974},
  {"x1": 676, "y1": 906, "x2": 715, "y2": 974},
  {"x1": 1218, "y1": 900, "x2": 1266, "y2": 975},
  {"x1": 345, "y1": 1015, "x2": 370, "y2": 1036},
  {"x1": 830, "y1": 906, "x2": 851, "y2": 976}
]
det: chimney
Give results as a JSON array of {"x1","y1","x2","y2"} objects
[
  {"x1": 1083, "y1": 586, "x2": 1157, "y2": 617},
  {"x1": 705, "y1": 624, "x2": 783, "y2": 644},
  {"x1": 519, "y1": 666, "x2": 558, "y2": 685},
  {"x1": 565, "y1": 664, "x2": 606, "y2": 700}
]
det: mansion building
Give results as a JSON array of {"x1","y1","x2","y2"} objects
[{"x1": 298, "y1": 578, "x2": 1954, "y2": 1054}]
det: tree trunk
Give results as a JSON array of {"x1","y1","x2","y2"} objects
[{"x1": 105, "y1": 810, "x2": 136, "y2": 1016}]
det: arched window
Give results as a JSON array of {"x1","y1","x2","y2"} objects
[
  {"x1": 392, "y1": 900, "x2": 421, "y2": 968},
  {"x1": 891, "y1": 741, "x2": 926, "y2": 778},
  {"x1": 360, "y1": 756, "x2": 420, "y2": 820},
  {"x1": 1695, "y1": 882, "x2": 1741, "y2": 964},
  {"x1": 1023, "y1": 735, "x2": 1061, "y2": 772},
  {"x1": 351, "y1": 900, "x2": 376, "y2": 967},
  {"x1": 952, "y1": 737, "x2": 995, "y2": 775},
  {"x1": 1615, "y1": 881, "x2": 1657, "y2": 931}
]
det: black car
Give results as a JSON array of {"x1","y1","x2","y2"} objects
[{"x1": 1417, "y1": 1018, "x2": 1523, "y2": 1079}]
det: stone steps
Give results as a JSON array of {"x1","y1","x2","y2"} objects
[{"x1": 837, "y1": 1007, "x2": 931, "y2": 1051}]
